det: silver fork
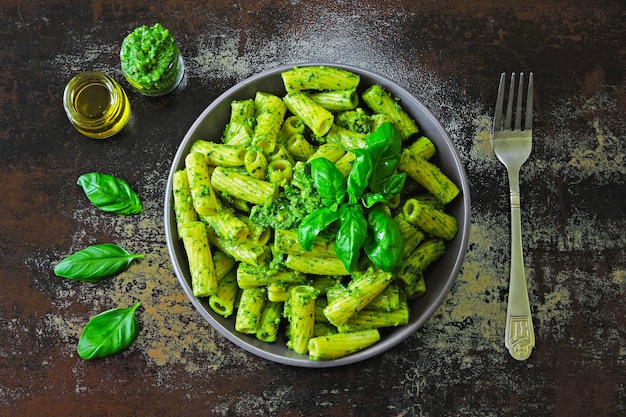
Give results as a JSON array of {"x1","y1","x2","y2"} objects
[{"x1": 492, "y1": 72, "x2": 535, "y2": 361}]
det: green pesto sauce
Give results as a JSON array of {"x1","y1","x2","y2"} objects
[{"x1": 120, "y1": 23, "x2": 180, "y2": 93}]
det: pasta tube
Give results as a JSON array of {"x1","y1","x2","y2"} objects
[
  {"x1": 327, "y1": 282, "x2": 401, "y2": 312},
  {"x1": 365, "y1": 283, "x2": 401, "y2": 312},
  {"x1": 286, "y1": 285, "x2": 318, "y2": 355},
  {"x1": 308, "y1": 329, "x2": 380, "y2": 360},
  {"x1": 273, "y1": 229, "x2": 336, "y2": 258},
  {"x1": 201, "y1": 209, "x2": 250, "y2": 244},
  {"x1": 337, "y1": 298, "x2": 409, "y2": 332},
  {"x1": 285, "y1": 253, "x2": 349, "y2": 276},
  {"x1": 370, "y1": 113, "x2": 394, "y2": 132},
  {"x1": 267, "y1": 143, "x2": 294, "y2": 164},
  {"x1": 189, "y1": 140, "x2": 247, "y2": 167},
  {"x1": 244, "y1": 149, "x2": 268, "y2": 179},
  {"x1": 394, "y1": 213, "x2": 425, "y2": 258},
  {"x1": 306, "y1": 143, "x2": 345, "y2": 163},
  {"x1": 404, "y1": 273, "x2": 427, "y2": 299},
  {"x1": 410, "y1": 193, "x2": 446, "y2": 211},
  {"x1": 398, "y1": 239, "x2": 446, "y2": 287},
  {"x1": 310, "y1": 276, "x2": 340, "y2": 295},
  {"x1": 207, "y1": 227, "x2": 271, "y2": 267},
  {"x1": 236, "y1": 215, "x2": 271, "y2": 246},
  {"x1": 286, "y1": 134, "x2": 314, "y2": 161},
  {"x1": 267, "y1": 159, "x2": 293, "y2": 186},
  {"x1": 212, "y1": 250, "x2": 236, "y2": 280},
  {"x1": 172, "y1": 169, "x2": 198, "y2": 237},
  {"x1": 408, "y1": 136, "x2": 436, "y2": 161},
  {"x1": 324, "y1": 124, "x2": 366, "y2": 150},
  {"x1": 314, "y1": 297, "x2": 329, "y2": 323},
  {"x1": 403, "y1": 198, "x2": 458, "y2": 241},
  {"x1": 211, "y1": 166, "x2": 278, "y2": 206},
  {"x1": 399, "y1": 149, "x2": 460, "y2": 204},
  {"x1": 313, "y1": 323, "x2": 338, "y2": 337},
  {"x1": 209, "y1": 269, "x2": 239, "y2": 318},
  {"x1": 323, "y1": 267, "x2": 393, "y2": 327},
  {"x1": 334, "y1": 151, "x2": 356, "y2": 177},
  {"x1": 280, "y1": 115, "x2": 306, "y2": 139},
  {"x1": 281, "y1": 66, "x2": 360, "y2": 93},
  {"x1": 230, "y1": 98, "x2": 255, "y2": 121},
  {"x1": 309, "y1": 89, "x2": 359, "y2": 112},
  {"x1": 224, "y1": 122, "x2": 253, "y2": 147},
  {"x1": 236, "y1": 263, "x2": 307, "y2": 288},
  {"x1": 362, "y1": 84, "x2": 419, "y2": 140},
  {"x1": 256, "y1": 301, "x2": 284, "y2": 343},
  {"x1": 252, "y1": 91, "x2": 286, "y2": 153},
  {"x1": 267, "y1": 282, "x2": 293, "y2": 303},
  {"x1": 223, "y1": 99, "x2": 255, "y2": 146},
  {"x1": 179, "y1": 221, "x2": 218, "y2": 297},
  {"x1": 185, "y1": 152, "x2": 222, "y2": 216},
  {"x1": 235, "y1": 287, "x2": 266, "y2": 334},
  {"x1": 283, "y1": 92, "x2": 334, "y2": 137}
]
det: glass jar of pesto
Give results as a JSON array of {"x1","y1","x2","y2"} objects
[
  {"x1": 120, "y1": 23, "x2": 185, "y2": 96},
  {"x1": 63, "y1": 71, "x2": 131, "y2": 139}
]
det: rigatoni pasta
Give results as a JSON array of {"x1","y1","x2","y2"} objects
[{"x1": 171, "y1": 65, "x2": 462, "y2": 361}]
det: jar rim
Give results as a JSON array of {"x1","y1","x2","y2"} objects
[{"x1": 63, "y1": 71, "x2": 120, "y2": 123}]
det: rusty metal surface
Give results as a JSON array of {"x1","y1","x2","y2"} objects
[{"x1": 1, "y1": 0, "x2": 625, "y2": 415}]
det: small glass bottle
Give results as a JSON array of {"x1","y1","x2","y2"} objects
[
  {"x1": 63, "y1": 72, "x2": 131, "y2": 139},
  {"x1": 120, "y1": 23, "x2": 185, "y2": 96}
]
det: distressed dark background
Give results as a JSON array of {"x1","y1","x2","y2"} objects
[{"x1": 1, "y1": 1, "x2": 625, "y2": 416}]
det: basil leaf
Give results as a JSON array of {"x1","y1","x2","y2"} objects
[
  {"x1": 346, "y1": 149, "x2": 372, "y2": 205},
  {"x1": 364, "y1": 206, "x2": 404, "y2": 272},
  {"x1": 54, "y1": 243, "x2": 144, "y2": 282},
  {"x1": 77, "y1": 172, "x2": 143, "y2": 214},
  {"x1": 362, "y1": 172, "x2": 407, "y2": 208},
  {"x1": 384, "y1": 172, "x2": 407, "y2": 196},
  {"x1": 334, "y1": 204, "x2": 368, "y2": 273},
  {"x1": 362, "y1": 192, "x2": 387, "y2": 208},
  {"x1": 77, "y1": 302, "x2": 141, "y2": 360},
  {"x1": 311, "y1": 158, "x2": 346, "y2": 208},
  {"x1": 298, "y1": 207, "x2": 341, "y2": 251},
  {"x1": 365, "y1": 122, "x2": 402, "y2": 193}
]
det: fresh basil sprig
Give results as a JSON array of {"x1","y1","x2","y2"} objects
[
  {"x1": 363, "y1": 205, "x2": 404, "y2": 272},
  {"x1": 298, "y1": 122, "x2": 405, "y2": 273},
  {"x1": 362, "y1": 122, "x2": 407, "y2": 207},
  {"x1": 335, "y1": 204, "x2": 368, "y2": 273},
  {"x1": 311, "y1": 158, "x2": 346, "y2": 209},
  {"x1": 54, "y1": 243, "x2": 143, "y2": 282},
  {"x1": 77, "y1": 172, "x2": 143, "y2": 214},
  {"x1": 77, "y1": 302, "x2": 141, "y2": 360}
]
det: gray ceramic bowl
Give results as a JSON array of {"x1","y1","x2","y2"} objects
[{"x1": 164, "y1": 63, "x2": 471, "y2": 367}]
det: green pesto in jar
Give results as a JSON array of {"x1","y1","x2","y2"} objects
[{"x1": 120, "y1": 23, "x2": 184, "y2": 96}]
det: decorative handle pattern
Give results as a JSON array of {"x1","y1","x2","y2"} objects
[{"x1": 505, "y1": 182, "x2": 535, "y2": 361}]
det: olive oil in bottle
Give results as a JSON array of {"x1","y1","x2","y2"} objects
[{"x1": 63, "y1": 72, "x2": 131, "y2": 139}]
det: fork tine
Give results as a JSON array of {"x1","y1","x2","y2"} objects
[
  {"x1": 515, "y1": 73, "x2": 524, "y2": 130},
  {"x1": 525, "y1": 72, "x2": 534, "y2": 131},
  {"x1": 494, "y1": 72, "x2": 506, "y2": 131},
  {"x1": 505, "y1": 73, "x2": 515, "y2": 130}
]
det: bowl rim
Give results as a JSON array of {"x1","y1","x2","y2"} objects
[{"x1": 164, "y1": 61, "x2": 471, "y2": 367}]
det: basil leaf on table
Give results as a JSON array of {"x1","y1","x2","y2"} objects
[
  {"x1": 365, "y1": 122, "x2": 402, "y2": 193},
  {"x1": 77, "y1": 172, "x2": 143, "y2": 214},
  {"x1": 310, "y1": 158, "x2": 346, "y2": 208},
  {"x1": 334, "y1": 204, "x2": 368, "y2": 273},
  {"x1": 364, "y1": 205, "x2": 405, "y2": 272},
  {"x1": 54, "y1": 243, "x2": 144, "y2": 282},
  {"x1": 77, "y1": 302, "x2": 141, "y2": 360},
  {"x1": 298, "y1": 207, "x2": 341, "y2": 251}
]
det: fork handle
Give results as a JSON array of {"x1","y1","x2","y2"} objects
[{"x1": 505, "y1": 177, "x2": 535, "y2": 361}]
